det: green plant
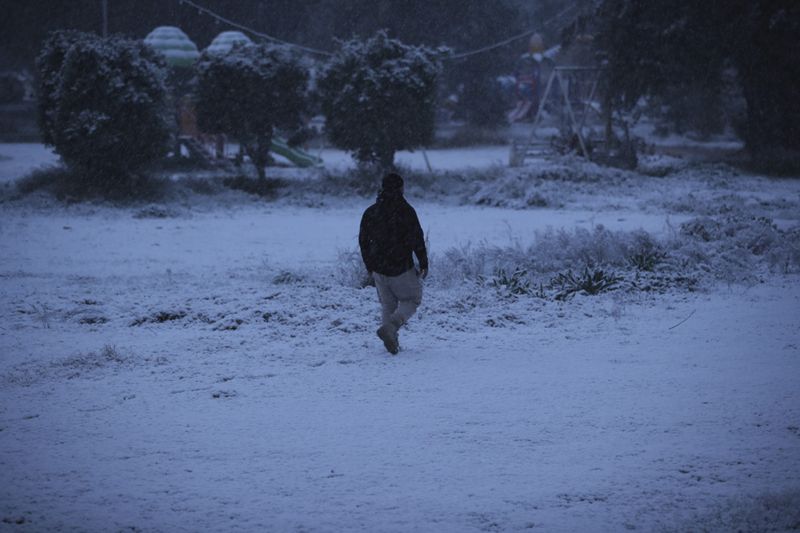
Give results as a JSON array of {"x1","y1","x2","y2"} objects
[
  {"x1": 628, "y1": 247, "x2": 667, "y2": 272},
  {"x1": 318, "y1": 31, "x2": 442, "y2": 170},
  {"x1": 487, "y1": 267, "x2": 533, "y2": 297},
  {"x1": 551, "y1": 267, "x2": 622, "y2": 300},
  {"x1": 335, "y1": 248, "x2": 375, "y2": 289},
  {"x1": 36, "y1": 31, "x2": 171, "y2": 191},
  {"x1": 196, "y1": 43, "x2": 308, "y2": 180},
  {"x1": 36, "y1": 30, "x2": 84, "y2": 146},
  {"x1": 591, "y1": 0, "x2": 800, "y2": 169},
  {"x1": 272, "y1": 270, "x2": 304, "y2": 284}
]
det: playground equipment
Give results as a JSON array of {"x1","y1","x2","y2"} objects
[
  {"x1": 176, "y1": 134, "x2": 322, "y2": 170},
  {"x1": 508, "y1": 34, "x2": 560, "y2": 123},
  {"x1": 206, "y1": 31, "x2": 253, "y2": 54},
  {"x1": 270, "y1": 136, "x2": 323, "y2": 168},
  {"x1": 178, "y1": 135, "x2": 236, "y2": 171},
  {"x1": 201, "y1": 31, "x2": 322, "y2": 168},
  {"x1": 507, "y1": 31, "x2": 640, "y2": 168},
  {"x1": 143, "y1": 26, "x2": 200, "y2": 68},
  {"x1": 143, "y1": 27, "x2": 323, "y2": 171},
  {"x1": 509, "y1": 66, "x2": 609, "y2": 166}
]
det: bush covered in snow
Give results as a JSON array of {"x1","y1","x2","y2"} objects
[
  {"x1": 196, "y1": 43, "x2": 308, "y2": 180},
  {"x1": 36, "y1": 30, "x2": 84, "y2": 147},
  {"x1": 36, "y1": 31, "x2": 171, "y2": 191},
  {"x1": 429, "y1": 214, "x2": 800, "y2": 298},
  {"x1": 335, "y1": 248, "x2": 374, "y2": 289},
  {"x1": 679, "y1": 215, "x2": 800, "y2": 275},
  {"x1": 318, "y1": 31, "x2": 442, "y2": 170},
  {"x1": 435, "y1": 226, "x2": 663, "y2": 283}
]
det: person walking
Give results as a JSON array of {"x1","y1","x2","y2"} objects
[{"x1": 359, "y1": 172, "x2": 428, "y2": 354}]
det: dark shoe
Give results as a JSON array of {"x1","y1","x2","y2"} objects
[{"x1": 377, "y1": 324, "x2": 399, "y2": 355}]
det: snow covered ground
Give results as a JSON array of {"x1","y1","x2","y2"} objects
[
  {"x1": 1, "y1": 144, "x2": 800, "y2": 531},
  {"x1": 0, "y1": 143, "x2": 60, "y2": 183},
  {"x1": 0, "y1": 143, "x2": 510, "y2": 182}
]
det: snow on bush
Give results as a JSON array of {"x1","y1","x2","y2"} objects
[
  {"x1": 196, "y1": 43, "x2": 308, "y2": 180},
  {"x1": 324, "y1": 178, "x2": 800, "y2": 297},
  {"x1": 679, "y1": 215, "x2": 800, "y2": 275},
  {"x1": 435, "y1": 226, "x2": 659, "y2": 282},
  {"x1": 459, "y1": 159, "x2": 634, "y2": 209},
  {"x1": 335, "y1": 248, "x2": 373, "y2": 289},
  {"x1": 36, "y1": 31, "x2": 171, "y2": 189},
  {"x1": 318, "y1": 30, "x2": 443, "y2": 169},
  {"x1": 36, "y1": 30, "x2": 84, "y2": 147},
  {"x1": 429, "y1": 216, "x2": 799, "y2": 297}
]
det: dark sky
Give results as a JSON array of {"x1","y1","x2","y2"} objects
[
  {"x1": 0, "y1": 0, "x2": 556, "y2": 70},
  {"x1": 1, "y1": 0, "x2": 252, "y2": 68}
]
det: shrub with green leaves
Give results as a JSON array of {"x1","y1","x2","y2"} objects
[
  {"x1": 318, "y1": 31, "x2": 442, "y2": 170},
  {"x1": 628, "y1": 234, "x2": 667, "y2": 272},
  {"x1": 196, "y1": 43, "x2": 308, "y2": 180},
  {"x1": 37, "y1": 30, "x2": 83, "y2": 146},
  {"x1": 36, "y1": 31, "x2": 170, "y2": 189},
  {"x1": 487, "y1": 267, "x2": 534, "y2": 297},
  {"x1": 551, "y1": 267, "x2": 623, "y2": 300}
]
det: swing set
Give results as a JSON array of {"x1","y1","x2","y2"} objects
[{"x1": 509, "y1": 66, "x2": 608, "y2": 167}]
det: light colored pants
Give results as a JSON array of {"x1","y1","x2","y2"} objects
[{"x1": 373, "y1": 268, "x2": 422, "y2": 328}]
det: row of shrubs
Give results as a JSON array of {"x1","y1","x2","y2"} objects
[
  {"x1": 337, "y1": 215, "x2": 800, "y2": 299},
  {"x1": 35, "y1": 29, "x2": 443, "y2": 197}
]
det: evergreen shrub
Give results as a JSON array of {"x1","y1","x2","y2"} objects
[{"x1": 36, "y1": 31, "x2": 171, "y2": 193}]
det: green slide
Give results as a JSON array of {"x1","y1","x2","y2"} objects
[{"x1": 270, "y1": 136, "x2": 323, "y2": 168}]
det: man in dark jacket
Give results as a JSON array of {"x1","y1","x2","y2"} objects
[{"x1": 359, "y1": 172, "x2": 428, "y2": 354}]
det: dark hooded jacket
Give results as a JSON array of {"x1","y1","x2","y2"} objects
[{"x1": 359, "y1": 189, "x2": 428, "y2": 277}]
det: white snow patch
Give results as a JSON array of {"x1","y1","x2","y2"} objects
[{"x1": 1, "y1": 142, "x2": 799, "y2": 531}]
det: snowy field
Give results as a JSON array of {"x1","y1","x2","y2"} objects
[
  {"x1": 0, "y1": 143, "x2": 511, "y2": 182},
  {"x1": 1, "y1": 144, "x2": 800, "y2": 531}
]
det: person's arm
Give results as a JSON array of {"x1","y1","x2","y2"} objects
[
  {"x1": 409, "y1": 208, "x2": 428, "y2": 278},
  {"x1": 359, "y1": 211, "x2": 376, "y2": 274}
]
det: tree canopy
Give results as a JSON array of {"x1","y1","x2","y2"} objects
[
  {"x1": 195, "y1": 43, "x2": 308, "y2": 179},
  {"x1": 589, "y1": 0, "x2": 800, "y2": 168},
  {"x1": 36, "y1": 31, "x2": 170, "y2": 188},
  {"x1": 318, "y1": 31, "x2": 442, "y2": 169}
]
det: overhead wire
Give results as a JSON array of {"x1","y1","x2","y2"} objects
[
  {"x1": 177, "y1": 0, "x2": 580, "y2": 61},
  {"x1": 177, "y1": 0, "x2": 332, "y2": 56},
  {"x1": 449, "y1": 2, "x2": 580, "y2": 60}
]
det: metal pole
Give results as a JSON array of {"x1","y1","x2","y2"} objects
[{"x1": 102, "y1": 0, "x2": 108, "y2": 37}]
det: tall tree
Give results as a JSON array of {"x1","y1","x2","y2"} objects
[
  {"x1": 591, "y1": 0, "x2": 800, "y2": 169},
  {"x1": 318, "y1": 31, "x2": 442, "y2": 169},
  {"x1": 36, "y1": 31, "x2": 170, "y2": 190},
  {"x1": 195, "y1": 43, "x2": 308, "y2": 180},
  {"x1": 306, "y1": 0, "x2": 528, "y2": 126}
]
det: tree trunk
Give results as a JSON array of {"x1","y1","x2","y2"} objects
[
  {"x1": 244, "y1": 135, "x2": 272, "y2": 180},
  {"x1": 602, "y1": 91, "x2": 614, "y2": 149},
  {"x1": 378, "y1": 148, "x2": 395, "y2": 173},
  {"x1": 255, "y1": 158, "x2": 266, "y2": 180}
]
